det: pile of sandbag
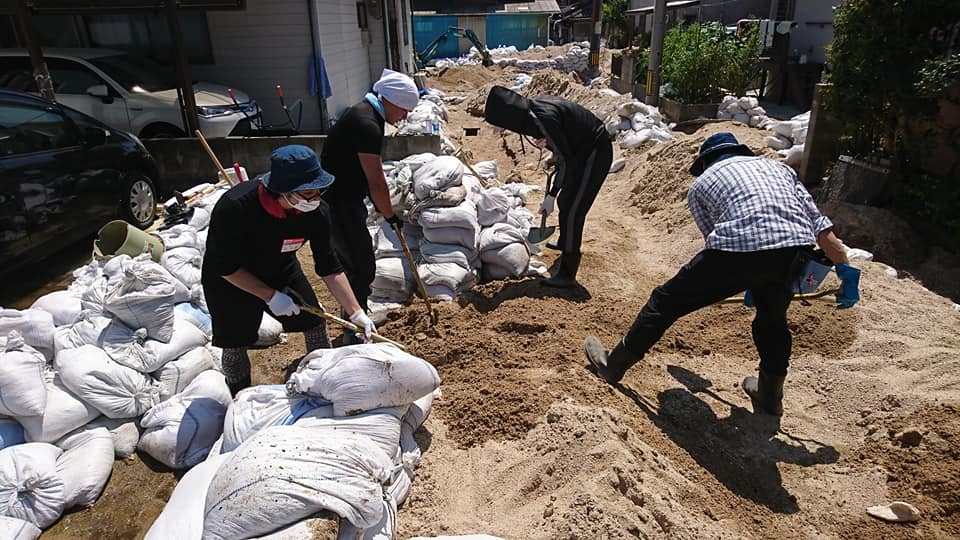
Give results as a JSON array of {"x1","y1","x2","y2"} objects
[
  {"x1": 717, "y1": 95, "x2": 773, "y2": 128},
  {"x1": 369, "y1": 151, "x2": 543, "y2": 306},
  {"x1": 606, "y1": 100, "x2": 675, "y2": 150},
  {"x1": 433, "y1": 42, "x2": 591, "y2": 73},
  {"x1": 146, "y1": 343, "x2": 440, "y2": 540},
  {"x1": 764, "y1": 111, "x2": 811, "y2": 167}
]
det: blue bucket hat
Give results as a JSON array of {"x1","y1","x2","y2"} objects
[
  {"x1": 262, "y1": 145, "x2": 334, "y2": 194},
  {"x1": 689, "y1": 132, "x2": 755, "y2": 175}
]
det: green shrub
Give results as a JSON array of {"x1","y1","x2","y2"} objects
[{"x1": 661, "y1": 22, "x2": 760, "y2": 104}]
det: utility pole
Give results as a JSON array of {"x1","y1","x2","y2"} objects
[
  {"x1": 166, "y1": 0, "x2": 200, "y2": 135},
  {"x1": 589, "y1": 0, "x2": 602, "y2": 77},
  {"x1": 645, "y1": 0, "x2": 667, "y2": 106},
  {"x1": 16, "y1": 1, "x2": 55, "y2": 102}
]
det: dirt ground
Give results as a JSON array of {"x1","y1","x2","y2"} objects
[{"x1": 33, "y1": 60, "x2": 960, "y2": 539}]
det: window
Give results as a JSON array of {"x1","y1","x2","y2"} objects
[
  {"x1": 0, "y1": 102, "x2": 78, "y2": 157},
  {"x1": 46, "y1": 58, "x2": 107, "y2": 95}
]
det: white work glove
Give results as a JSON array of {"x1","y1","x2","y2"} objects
[
  {"x1": 349, "y1": 310, "x2": 377, "y2": 342},
  {"x1": 267, "y1": 290, "x2": 300, "y2": 317},
  {"x1": 539, "y1": 194, "x2": 556, "y2": 217}
]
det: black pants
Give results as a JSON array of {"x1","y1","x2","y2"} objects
[
  {"x1": 204, "y1": 261, "x2": 324, "y2": 348},
  {"x1": 557, "y1": 137, "x2": 613, "y2": 255},
  {"x1": 325, "y1": 196, "x2": 375, "y2": 311},
  {"x1": 623, "y1": 247, "x2": 808, "y2": 376}
]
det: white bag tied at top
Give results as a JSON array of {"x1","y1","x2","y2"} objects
[
  {"x1": 103, "y1": 259, "x2": 179, "y2": 342},
  {"x1": 0, "y1": 442, "x2": 65, "y2": 529},
  {"x1": 55, "y1": 345, "x2": 160, "y2": 419},
  {"x1": 161, "y1": 247, "x2": 203, "y2": 289},
  {"x1": 287, "y1": 343, "x2": 441, "y2": 417},
  {"x1": 202, "y1": 426, "x2": 393, "y2": 539},
  {"x1": 154, "y1": 346, "x2": 217, "y2": 401},
  {"x1": 222, "y1": 385, "x2": 331, "y2": 454},
  {"x1": 29, "y1": 290, "x2": 82, "y2": 328},
  {"x1": 412, "y1": 155, "x2": 463, "y2": 200},
  {"x1": 0, "y1": 331, "x2": 47, "y2": 418},
  {"x1": 0, "y1": 309, "x2": 55, "y2": 362},
  {"x1": 145, "y1": 452, "x2": 231, "y2": 540},
  {"x1": 18, "y1": 375, "x2": 100, "y2": 444}
]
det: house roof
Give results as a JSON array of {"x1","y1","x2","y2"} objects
[
  {"x1": 626, "y1": 0, "x2": 701, "y2": 15},
  {"x1": 414, "y1": 0, "x2": 560, "y2": 16}
]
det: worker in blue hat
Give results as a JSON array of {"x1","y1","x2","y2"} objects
[
  {"x1": 582, "y1": 132, "x2": 860, "y2": 418},
  {"x1": 201, "y1": 144, "x2": 376, "y2": 395}
]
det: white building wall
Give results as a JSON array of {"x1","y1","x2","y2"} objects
[
  {"x1": 315, "y1": 0, "x2": 378, "y2": 120},
  {"x1": 193, "y1": 0, "x2": 323, "y2": 132},
  {"x1": 790, "y1": 0, "x2": 839, "y2": 64}
]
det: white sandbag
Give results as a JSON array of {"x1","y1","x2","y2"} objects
[
  {"x1": 420, "y1": 242, "x2": 478, "y2": 270},
  {"x1": 30, "y1": 290, "x2": 82, "y2": 327},
  {"x1": 0, "y1": 419, "x2": 25, "y2": 450},
  {"x1": 19, "y1": 375, "x2": 100, "y2": 443},
  {"x1": 419, "y1": 262, "x2": 477, "y2": 292},
  {"x1": 0, "y1": 516, "x2": 41, "y2": 539},
  {"x1": 288, "y1": 343, "x2": 441, "y2": 417},
  {"x1": 372, "y1": 257, "x2": 414, "y2": 296},
  {"x1": 404, "y1": 391, "x2": 435, "y2": 431},
  {"x1": 773, "y1": 120, "x2": 801, "y2": 138},
  {"x1": 0, "y1": 443, "x2": 64, "y2": 529},
  {"x1": 748, "y1": 115, "x2": 762, "y2": 127},
  {"x1": 174, "y1": 302, "x2": 212, "y2": 336},
  {"x1": 738, "y1": 96, "x2": 759, "y2": 110},
  {"x1": 145, "y1": 452, "x2": 231, "y2": 540},
  {"x1": 619, "y1": 129, "x2": 649, "y2": 149},
  {"x1": 161, "y1": 247, "x2": 203, "y2": 289},
  {"x1": 53, "y1": 311, "x2": 111, "y2": 353},
  {"x1": 103, "y1": 260, "x2": 179, "y2": 342},
  {"x1": 479, "y1": 223, "x2": 525, "y2": 252},
  {"x1": 616, "y1": 100, "x2": 648, "y2": 117},
  {"x1": 222, "y1": 385, "x2": 332, "y2": 454},
  {"x1": 155, "y1": 224, "x2": 199, "y2": 250},
  {"x1": 203, "y1": 426, "x2": 393, "y2": 538},
  {"x1": 747, "y1": 106, "x2": 766, "y2": 116},
  {"x1": 399, "y1": 421, "x2": 422, "y2": 473},
  {"x1": 336, "y1": 496, "x2": 397, "y2": 540},
  {"x1": 189, "y1": 284, "x2": 208, "y2": 313},
  {"x1": 480, "y1": 244, "x2": 530, "y2": 278},
  {"x1": 0, "y1": 308, "x2": 55, "y2": 361},
  {"x1": 0, "y1": 332, "x2": 47, "y2": 417},
  {"x1": 609, "y1": 157, "x2": 626, "y2": 173},
  {"x1": 374, "y1": 222, "x2": 405, "y2": 258},
  {"x1": 294, "y1": 405, "x2": 406, "y2": 458},
  {"x1": 413, "y1": 156, "x2": 463, "y2": 200},
  {"x1": 56, "y1": 345, "x2": 160, "y2": 419},
  {"x1": 778, "y1": 144, "x2": 804, "y2": 167},
  {"x1": 791, "y1": 110, "x2": 811, "y2": 122},
  {"x1": 764, "y1": 134, "x2": 792, "y2": 150},
  {"x1": 424, "y1": 284, "x2": 456, "y2": 301},
  {"x1": 86, "y1": 416, "x2": 140, "y2": 459},
  {"x1": 137, "y1": 370, "x2": 230, "y2": 469},
  {"x1": 141, "y1": 315, "x2": 209, "y2": 370},
  {"x1": 54, "y1": 425, "x2": 113, "y2": 508},
  {"x1": 421, "y1": 225, "x2": 479, "y2": 249},
  {"x1": 254, "y1": 313, "x2": 284, "y2": 348},
  {"x1": 153, "y1": 346, "x2": 216, "y2": 401},
  {"x1": 717, "y1": 110, "x2": 733, "y2": 120},
  {"x1": 420, "y1": 199, "x2": 479, "y2": 232},
  {"x1": 474, "y1": 187, "x2": 511, "y2": 227},
  {"x1": 791, "y1": 126, "x2": 808, "y2": 145},
  {"x1": 188, "y1": 207, "x2": 211, "y2": 229},
  {"x1": 385, "y1": 457, "x2": 413, "y2": 506},
  {"x1": 725, "y1": 100, "x2": 742, "y2": 114},
  {"x1": 733, "y1": 112, "x2": 750, "y2": 124}
]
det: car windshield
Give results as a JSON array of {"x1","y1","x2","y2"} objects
[{"x1": 88, "y1": 54, "x2": 175, "y2": 93}]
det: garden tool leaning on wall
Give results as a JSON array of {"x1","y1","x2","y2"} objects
[{"x1": 392, "y1": 222, "x2": 440, "y2": 325}]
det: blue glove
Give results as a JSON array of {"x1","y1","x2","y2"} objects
[
  {"x1": 743, "y1": 289, "x2": 755, "y2": 308},
  {"x1": 834, "y1": 263, "x2": 861, "y2": 309}
]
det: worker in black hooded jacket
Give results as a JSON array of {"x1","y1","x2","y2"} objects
[{"x1": 484, "y1": 85, "x2": 612, "y2": 287}]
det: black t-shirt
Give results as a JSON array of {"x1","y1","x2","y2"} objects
[
  {"x1": 202, "y1": 180, "x2": 343, "y2": 282},
  {"x1": 320, "y1": 100, "x2": 385, "y2": 203}
]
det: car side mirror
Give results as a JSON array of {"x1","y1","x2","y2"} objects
[
  {"x1": 86, "y1": 84, "x2": 113, "y2": 104},
  {"x1": 83, "y1": 126, "x2": 108, "y2": 147}
]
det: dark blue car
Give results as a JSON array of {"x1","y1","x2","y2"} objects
[{"x1": 0, "y1": 89, "x2": 159, "y2": 273}]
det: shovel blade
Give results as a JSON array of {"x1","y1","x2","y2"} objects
[{"x1": 527, "y1": 225, "x2": 556, "y2": 244}]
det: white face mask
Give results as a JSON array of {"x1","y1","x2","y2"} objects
[{"x1": 283, "y1": 193, "x2": 321, "y2": 212}]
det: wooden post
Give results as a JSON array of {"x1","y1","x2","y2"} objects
[
  {"x1": 15, "y1": 1, "x2": 55, "y2": 102},
  {"x1": 800, "y1": 83, "x2": 841, "y2": 186},
  {"x1": 165, "y1": 0, "x2": 200, "y2": 135}
]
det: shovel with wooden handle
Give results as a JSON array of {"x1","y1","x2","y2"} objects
[
  {"x1": 717, "y1": 287, "x2": 841, "y2": 305},
  {"x1": 527, "y1": 169, "x2": 557, "y2": 244},
  {"x1": 282, "y1": 286, "x2": 408, "y2": 351},
  {"x1": 392, "y1": 222, "x2": 439, "y2": 326}
]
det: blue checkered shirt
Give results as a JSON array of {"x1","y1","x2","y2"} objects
[{"x1": 687, "y1": 156, "x2": 832, "y2": 252}]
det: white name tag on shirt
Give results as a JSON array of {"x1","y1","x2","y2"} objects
[{"x1": 280, "y1": 238, "x2": 305, "y2": 253}]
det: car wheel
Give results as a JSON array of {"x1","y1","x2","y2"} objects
[
  {"x1": 121, "y1": 173, "x2": 157, "y2": 229},
  {"x1": 140, "y1": 123, "x2": 185, "y2": 139}
]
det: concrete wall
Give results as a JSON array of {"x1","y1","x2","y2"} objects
[{"x1": 144, "y1": 135, "x2": 441, "y2": 193}]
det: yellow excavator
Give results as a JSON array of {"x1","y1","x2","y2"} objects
[{"x1": 414, "y1": 26, "x2": 494, "y2": 70}]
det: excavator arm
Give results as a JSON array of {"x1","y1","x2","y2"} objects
[{"x1": 415, "y1": 26, "x2": 494, "y2": 69}]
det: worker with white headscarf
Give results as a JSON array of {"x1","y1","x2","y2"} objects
[{"x1": 321, "y1": 68, "x2": 419, "y2": 342}]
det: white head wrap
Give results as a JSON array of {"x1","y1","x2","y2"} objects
[{"x1": 372, "y1": 68, "x2": 419, "y2": 111}]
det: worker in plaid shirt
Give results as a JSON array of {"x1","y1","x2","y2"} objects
[{"x1": 583, "y1": 132, "x2": 861, "y2": 417}]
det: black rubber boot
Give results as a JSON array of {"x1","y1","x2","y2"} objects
[
  {"x1": 743, "y1": 371, "x2": 786, "y2": 416},
  {"x1": 584, "y1": 336, "x2": 639, "y2": 384},
  {"x1": 542, "y1": 253, "x2": 582, "y2": 288}
]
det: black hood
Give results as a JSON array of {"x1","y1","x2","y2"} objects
[{"x1": 484, "y1": 86, "x2": 542, "y2": 138}]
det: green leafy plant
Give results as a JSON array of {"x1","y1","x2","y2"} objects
[
  {"x1": 602, "y1": 0, "x2": 630, "y2": 49},
  {"x1": 660, "y1": 22, "x2": 760, "y2": 104}
]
